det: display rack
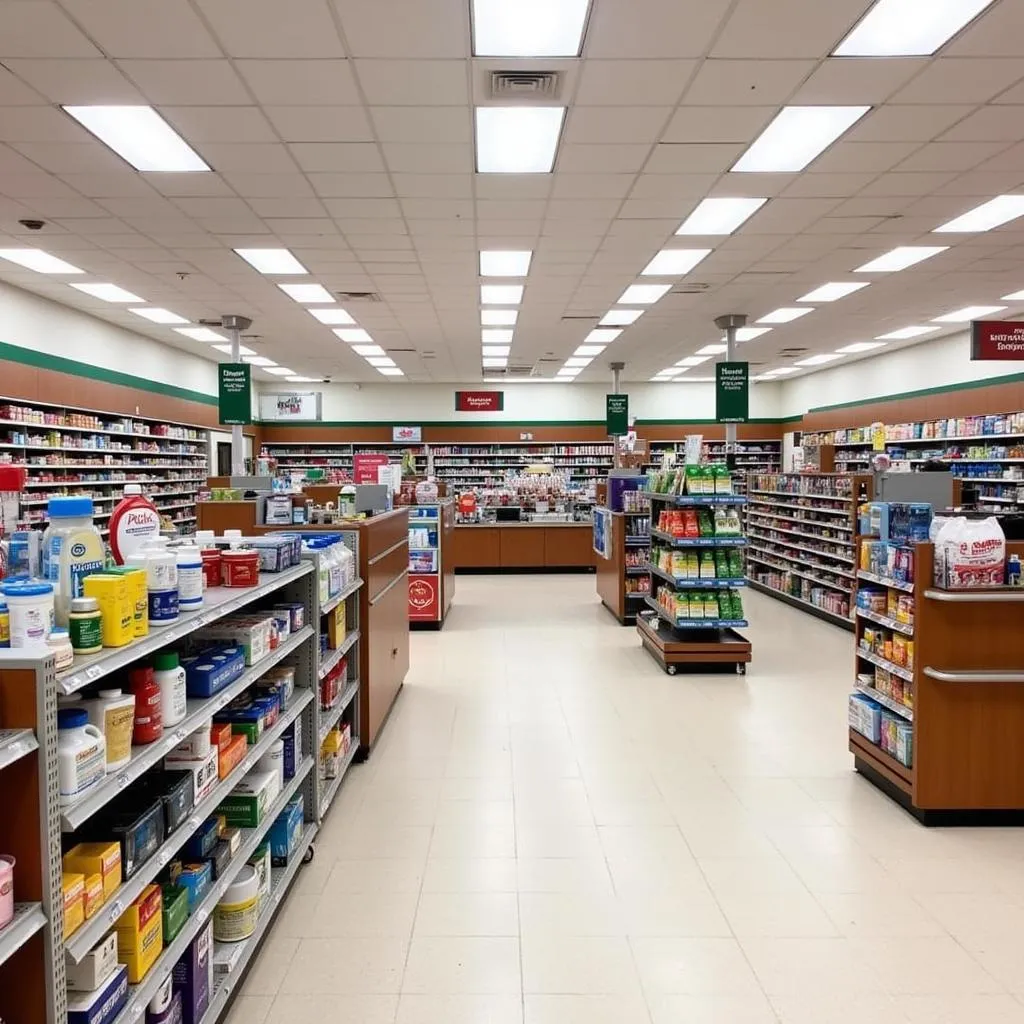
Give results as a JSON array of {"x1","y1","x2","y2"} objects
[
  {"x1": 646, "y1": 439, "x2": 782, "y2": 493},
  {"x1": 431, "y1": 442, "x2": 613, "y2": 492},
  {"x1": 636, "y1": 489, "x2": 751, "y2": 674},
  {"x1": 594, "y1": 502, "x2": 651, "y2": 625},
  {"x1": 849, "y1": 541, "x2": 1024, "y2": 823},
  {"x1": 745, "y1": 473, "x2": 872, "y2": 630},
  {"x1": 263, "y1": 441, "x2": 428, "y2": 478},
  {"x1": 407, "y1": 501, "x2": 455, "y2": 627},
  {"x1": 0, "y1": 398, "x2": 209, "y2": 538}
]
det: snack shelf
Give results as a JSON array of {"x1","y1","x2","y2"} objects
[
  {"x1": 855, "y1": 608, "x2": 914, "y2": 636},
  {"x1": 978, "y1": 495, "x2": 1023, "y2": 505},
  {"x1": 317, "y1": 629, "x2": 360, "y2": 681},
  {"x1": 650, "y1": 528, "x2": 747, "y2": 547},
  {"x1": 57, "y1": 563, "x2": 314, "y2": 694},
  {"x1": 854, "y1": 682, "x2": 914, "y2": 722},
  {"x1": 643, "y1": 596, "x2": 747, "y2": 630},
  {"x1": 318, "y1": 738, "x2": 360, "y2": 818},
  {"x1": 746, "y1": 551, "x2": 852, "y2": 592},
  {"x1": 200, "y1": 822, "x2": 318, "y2": 1024},
  {"x1": 645, "y1": 563, "x2": 746, "y2": 589},
  {"x1": 60, "y1": 625, "x2": 314, "y2": 832},
  {"x1": 746, "y1": 579, "x2": 852, "y2": 628},
  {"x1": 857, "y1": 647, "x2": 914, "y2": 683},
  {"x1": 747, "y1": 532, "x2": 854, "y2": 564},
  {"x1": 318, "y1": 678, "x2": 359, "y2": 745},
  {"x1": 641, "y1": 491, "x2": 746, "y2": 506},
  {"x1": 107, "y1": 756, "x2": 315, "y2": 1024},
  {"x1": 857, "y1": 569, "x2": 914, "y2": 593},
  {"x1": 0, "y1": 903, "x2": 47, "y2": 968},
  {"x1": 0, "y1": 727, "x2": 38, "y2": 771},
  {"x1": 746, "y1": 517, "x2": 853, "y2": 544}
]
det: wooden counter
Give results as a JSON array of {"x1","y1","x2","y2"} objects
[{"x1": 452, "y1": 522, "x2": 595, "y2": 572}]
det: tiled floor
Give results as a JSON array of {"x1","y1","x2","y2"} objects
[{"x1": 234, "y1": 575, "x2": 1024, "y2": 1023}]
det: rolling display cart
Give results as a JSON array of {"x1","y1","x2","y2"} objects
[{"x1": 637, "y1": 489, "x2": 751, "y2": 675}]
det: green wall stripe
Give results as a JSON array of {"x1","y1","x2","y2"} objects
[
  {"x1": 257, "y1": 416, "x2": 789, "y2": 428},
  {"x1": 0, "y1": 341, "x2": 218, "y2": 406}
]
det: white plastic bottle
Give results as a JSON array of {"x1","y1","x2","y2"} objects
[
  {"x1": 57, "y1": 708, "x2": 106, "y2": 805},
  {"x1": 153, "y1": 651, "x2": 187, "y2": 727},
  {"x1": 45, "y1": 497, "x2": 104, "y2": 626},
  {"x1": 87, "y1": 689, "x2": 136, "y2": 773},
  {"x1": 176, "y1": 544, "x2": 204, "y2": 613}
]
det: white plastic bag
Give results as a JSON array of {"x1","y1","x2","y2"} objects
[{"x1": 934, "y1": 516, "x2": 1005, "y2": 588}]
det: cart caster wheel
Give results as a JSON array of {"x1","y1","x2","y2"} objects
[
  {"x1": 666, "y1": 665, "x2": 677, "y2": 676},
  {"x1": 737, "y1": 663, "x2": 746, "y2": 675},
  {"x1": 303, "y1": 844, "x2": 315, "y2": 863}
]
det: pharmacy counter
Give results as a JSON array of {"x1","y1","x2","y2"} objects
[{"x1": 452, "y1": 521, "x2": 596, "y2": 572}]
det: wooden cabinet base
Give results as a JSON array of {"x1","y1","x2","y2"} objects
[{"x1": 453, "y1": 525, "x2": 595, "y2": 571}]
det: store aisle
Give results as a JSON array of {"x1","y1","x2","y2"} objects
[{"x1": 237, "y1": 577, "x2": 1024, "y2": 1024}]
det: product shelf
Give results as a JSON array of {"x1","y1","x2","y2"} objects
[
  {"x1": 747, "y1": 544, "x2": 855, "y2": 579},
  {"x1": 0, "y1": 727, "x2": 38, "y2": 771},
  {"x1": 200, "y1": 822, "x2": 318, "y2": 1024},
  {"x1": 0, "y1": 903, "x2": 47, "y2": 969},
  {"x1": 624, "y1": 566, "x2": 648, "y2": 575},
  {"x1": 747, "y1": 531, "x2": 853, "y2": 564},
  {"x1": 624, "y1": 537, "x2": 650, "y2": 547},
  {"x1": 857, "y1": 647, "x2": 914, "y2": 683},
  {"x1": 59, "y1": 626, "x2": 314, "y2": 832},
  {"x1": 745, "y1": 508, "x2": 853, "y2": 532},
  {"x1": 855, "y1": 607, "x2": 914, "y2": 636},
  {"x1": 57, "y1": 563, "x2": 314, "y2": 695},
  {"x1": 23, "y1": 477, "x2": 207, "y2": 489},
  {"x1": 747, "y1": 579, "x2": 852, "y2": 627},
  {"x1": 749, "y1": 488, "x2": 852, "y2": 504},
  {"x1": 641, "y1": 491, "x2": 746, "y2": 506},
  {"x1": 106, "y1": 756, "x2": 315, "y2": 1024},
  {"x1": 317, "y1": 738, "x2": 359, "y2": 819},
  {"x1": 645, "y1": 563, "x2": 746, "y2": 589},
  {"x1": 746, "y1": 551, "x2": 852, "y2": 592},
  {"x1": 0, "y1": 416, "x2": 204, "y2": 442},
  {"x1": 854, "y1": 682, "x2": 914, "y2": 722},
  {"x1": 857, "y1": 569, "x2": 915, "y2": 593},
  {"x1": 746, "y1": 517, "x2": 853, "y2": 545},
  {"x1": 650, "y1": 528, "x2": 747, "y2": 548},
  {"x1": 317, "y1": 629, "x2": 360, "y2": 681},
  {"x1": 643, "y1": 596, "x2": 747, "y2": 630},
  {"x1": 320, "y1": 577, "x2": 364, "y2": 616},
  {"x1": 318, "y1": 678, "x2": 359, "y2": 745}
]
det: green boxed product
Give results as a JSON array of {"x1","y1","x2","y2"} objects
[
  {"x1": 714, "y1": 551, "x2": 729, "y2": 578},
  {"x1": 730, "y1": 591, "x2": 745, "y2": 620},
  {"x1": 703, "y1": 592, "x2": 719, "y2": 618},
  {"x1": 711, "y1": 465, "x2": 732, "y2": 494},
  {"x1": 688, "y1": 593, "x2": 703, "y2": 619},
  {"x1": 228, "y1": 720, "x2": 261, "y2": 745},
  {"x1": 717, "y1": 592, "x2": 732, "y2": 620},
  {"x1": 727, "y1": 550, "x2": 744, "y2": 577},
  {"x1": 698, "y1": 510, "x2": 714, "y2": 537},
  {"x1": 161, "y1": 884, "x2": 189, "y2": 944},
  {"x1": 684, "y1": 466, "x2": 702, "y2": 495},
  {"x1": 699, "y1": 552, "x2": 716, "y2": 579},
  {"x1": 218, "y1": 770, "x2": 279, "y2": 828}
]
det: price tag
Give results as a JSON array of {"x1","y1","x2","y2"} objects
[
  {"x1": 116, "y1": 771, "x2": 131, "y2": 790},
  {"x1": 158, "y1": 849, "x2": 172, "y2": 869},
  {"x1": 173, "y1": 728, "x2": 188, "y2": 744},
  {"x1": 86, "y1": 665, "x2": 104, "y2": 681},
  {"x1": 131, "y1": 1004, "x2": 144, "y2": 1020},
  {"x1": 196, "y1": 907, "x2": 209, "y2": 925},
  {"x1": 107, "y1": 899, "x2": 124, "y2": 923}
]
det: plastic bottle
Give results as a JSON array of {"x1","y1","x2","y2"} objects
[
  {"x1": 339, "y1": 484, "x2": 357, "y2": 517},
  {"x1": 57, "y1": 708, "x2": 106, "y2": 805},
  {"x1": 129, "y1": 665, "x2": 163, "y2": 745},
  {"x1": 109, "y1": 484, "x2": 161, "y2": 565},
  {"x1": 46, "y1": 628, "x2": 74, "y2": 672},
  {"x1": 87, "y1": 689, "x2": 136, "y2": 772},
  {"x1": 44, "y1": 497, "x2": 104, "y2": 626},
  {"x1": 68, "y1": 596, "x2": 102, "y2": 655},
  {"x1": 3, "y1": 580, "x2": 55, "y2": 648},
  {"x1": 153, "y1": 652, "x2": 187, "y2": 727},
  {"x1": 139, "y1": 539, "x2": 178, "y2": 626},
  {"x1": 176, "y1": 544, "x2": 204, "y2": 612}
]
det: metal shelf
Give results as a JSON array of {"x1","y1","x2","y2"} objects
[
  {"x1": 60, "y1": 626, "x2": 314, "y2": 831},
  {"x1": 746, "y1": 552, "x2": 852, "y2": 593},
  {"x1": 855, "y1": 607, "x2": 914, "y2": 636},
  {"x1": 318, "y1": 738, "x2": 360, "y2": 818},
  {"x1": 0, "y1": 903, "x2": 47, "y2": 968},
  {"x1": 645, "y1": 563, "x2": 746, "y2": 589},
  {"x1": 318, "y1": 630, "x2": 360, "y2": 680},
  {"x1": 320, "y1": 577, "x2": 364, "y2": 616},
  {"x1": 747, "y1": 578, "x2": 852, "y2": 627},
  {"x1": 107, "y1": 757, "x2": 315, "y2": 1024},
  {"x1": 58, "y1": 562, "x2": 314, "y2": 694},
  {"x1": 854, "y1": 683, "x2": 914, "y2": 722},
  {"x1": 857, "y1": 570, "x2": 915, "y2": 593},
  {"x1": 0, "y1": 728, "x2": 38, "y2": 771},
  {"x1": 748, "y1": 489, "x2": 852, "y2": 505},
  {"x1": 644, "y1": 596, "x2": 747, "y2": 630},
  {"x1": 641, "y1": 491, "x2": 746, "y2": 506},
  {"x1": 651, "y1": 528, "x2": 747, "y2": 548},
  {"x1": 318, "y1": 678, "x2": 359, "y2": 745},
  {"x1": 746, "y1": 516, "x2": 853, "y2": 544},
  {"x1": 748, "y1": 531, "x2": 853, "y2": 564},
  {"x1": 857, "y1": 647, "x2": 914, "y2": 683},
  {"x1": 65, "y1": 691, "x2": 314, "y2": 962}
]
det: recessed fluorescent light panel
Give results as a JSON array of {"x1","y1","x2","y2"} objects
[
  {"x1": 378, "y1": 366, "x2": 404, "y2": 376},
  {"x1": 213, "y1": 343, "x2": 256, "y2": 357},
  {"x1": 677, "y1": 356, "x2": 710, "y2": 367},
  {"x1": 565, "y1": 357, "x2": 592, "y2": 367},
  {"x1": 834, "y1": 0, "x2": 997, "y2": 56},
  {"x1": 574, "y1": 345, "x2": 604, "y2": 357},
  {"x1": 482, "y1": 346, "x2": 511, "y2": 358},
  {"x1": 933, "y1": 305, "x2": 1007, "y2": 323},
  {"x1": 174, "y1": 327, "x2": 227, "y2": 342},
  {"x1": 309, "y1": 308, "x2": 356, "y2": 325},
  {"x1": 696, "y1": 344, "x2": 727, "y2": 356},
  {"x1": 794, "y1": 353, "x2": 844, "y2": 366},
  {"x1": 732, "y1": 327, "x2": 773, "y2": 342},
  {"x1": 482, "y1": 329, "x2": 514, "y2": 345},
  {"x1": 365, "y1": 356, "x2": 395, "y2": 367},
  {"x1": 264, "y1": 367, "x2": 296, "y2": 376},
  {"x1": 63, "y1": 105, "x2": 209, "y2": 172},
  {"x1": 0, "y1": 249, "x2": 83, "y2": 274},
  {"x1": 640, "y1": 248, "x2": 711, "y2": 277},
  {"x1": 618, "y1": 283, "x2": 671, "y2": 305},
  {"x1": 286, "y1": 376, "x2": 319, "y2": 383},
  {"x1": 797, "y1": 282, "x2": 869, "y2": 302},
  {"x1": 1002, "y1": 289, "x2": 1024, "y2": 301},
  {"x1": 676, "y1": 197, "x2": 766, "y2": 235},
  {"x1": 234, "y1": 248, "x2": 308, "y2": 275},
  {"x1": 482, "y1": 357, "x2": 508, "y2": 368},
  {"x1": 934, "y1": 195, "x2": 1024, "y2": 234},
  {"x1": 481, "y1": 309, "x2": 518, "y2": 325},
  {"x1": 479, "y1": 250, "x2": 532, "y2": 276},
  {"x1": 875, "y1": 325, "x2": 940, "y2": 340},
  {"x1": 472, "y1": 0, "x2": 591, "y2": 57},
  {"x1": 352, "y1": 345, "x2": 386, "y2": 357},
  {"x1": 334, "y1": 328, "x2": 373, "y2": 343},
  {"x1": 757, "y1": 307, "x2": 814, "y2": 324},
  {"x1": 600, "y1": 309, "x2": 643, "y2": 326},
  {"x1": 129, "y1": 307, "x2": 188, "y2": 325},
  {"x1": 475, "y1": 107, "x2": 565, "y2": 173},
  {"x1": 69, "y1": 282, "x2": 142, "y2": 303},
  {"x1": 585, "y1": 328, "x2": 621, "y2": 344},
  {"x1": 763, "y1": 367, "x2": 798, "y2": 375},
  {"x1": 278, "y1": 283, "x2": 334, "y2": 304},
  {"x1": 243, "y1": 356, "x2": 276, "y2": 367},
  {"x1": 837, "y1": 341, "x2": 887, "y2": 353},
  {"x1": 481, "y1": 284, "x2": 524, "y2": 305},
  {"x1": 732, "y1": 105, "x2": 870, "y2": 173},
  {"x1": 856, "y1": 246, "x2": 947, "y2": 272}
]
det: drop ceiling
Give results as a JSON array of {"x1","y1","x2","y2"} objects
[{"x1": 0, "y1": 0, "x2": 1023, "y2": 383}]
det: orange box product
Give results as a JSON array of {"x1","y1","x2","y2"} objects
[
  {"x1": 210, "y1": 723, "x2": 233, "y2": 753},
  {"x1": 906, "y1": 640, "x2": 914, "y2": 671},
  {"x1": 218, "y1": 734, "x2": 247, "y2": 779},
  {"x1": 63, "y1": 873, "x2": 86, "y2": 938},
  {"x1": 83, "y1": 874, "x2": 105, "y2": 919}
]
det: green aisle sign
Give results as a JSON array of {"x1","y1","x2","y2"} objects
[
  {"x1": 606, "y1": 393, "x2": 628, "y2": 436},
  {"x1": 218, "y1": 363, "x2": 252, "y2": 425},
  {"x1": 716, "y1": 362, "x2": 749, "y2": 423}
]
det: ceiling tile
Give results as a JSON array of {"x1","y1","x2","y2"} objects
[
  {"x1": 162, "y1": 107, "x2": 277, "y2": 143},
  {"x1": 237, "y1": 60, "x2": 360, "y2": 105},
  {"x1": 58, "y1": 171, "x2": 162, "y2": 197},
  {"x1": 289, "y1": 142, "x2": 385, "y2": 172},
  {"x1": 791, "y1": 57, "x2": 925, "y2": 104},
  {"x1": 893, "y1": 58, "x2": 1024, "y2": 104},
  {"x1": 5, "y1": 59, "x2": 142, "y2": 104},
  {"x1": 12, "y1": 141, "x2": 127, "y2": 174},
  {"x1": 354, "y1": 60, "x2": 468, "y2": 106},
  {"x1": 946, "y1": 0, "x2": 1024, "y2": 57},
  {"x1": 810, "y1": 141, "x2": 922, "y2": 174},
  {"x1": 846, "y1": 104, "x2": 976, "y2": 143},
  {"x1": 781, "y1": 172, "x2": 878, "y2": 198},
  {"x1": 743, "y1": 197, "x2": 842, "y2": 234},
  {"x1": 564, "y1": 107, "x2": 672, "y2": 145},
  {"x1": 711, "y1": 0, "x2": 869, "y2": 58},
  {"x1": 265, "y1": 106, "x2": 374, "y2": 143},
  {"x1": 939, "y1": 106, "x2": 1024, "y2": 143},
  {"x1": 558, "y1": 144, "x2": 650, "y2": 174},
  {"x1": 222, "y1": 172, "x2": 316, "y2": 198},
  {"x1": 391, "y1": 174, "x2": 472, "y2": 198},
  {"x1": 117, "y1": 60, "x2": 251, "y2": 105},
  {"x1": 550, "y1": 174, "x2": 635, "y2": 199},
  {"x1": 896, "y1": 140, "x2": 1009, "y2": 173},
  {"x1": 627, "y1": 174, "x2": 717, "y2": 200},
  {"x1": 333, "y1": 0, "x2": 467, "y2": 57},
  {"x1": 145, "y1": 172, "x2": 237, "y2": 197},
  {"x1": 197, "y1": 142, "x2": 301, "y2": 173},
  {"x1": 195, "y1": 0, "x2": 345, "y2": 57},
  {"x1": 936, "y1": 170, "x2": 1024, "y2": 196},
  {"x1": 0, "y1": 107, "x2": 94, "y2": 143},
  {"x1": 382, "y1": 142, "x2": 470, "y2": 174},
  {"x1": 574, "y1": 59, "x2": 695, "y2": 107},
  {"x1": 323, "y1": 197, "x2": 402, "y2": 219},
  {"x1": 587, "y1": 0, "x2": 733, "y2": 58},
  {"x1": 399, "y1": 198, "x2": 472, "y2": 219},
  {"x1": 59, "y1": 0, "x2": 221, "y2": 58},
  {"x1": 307, "y1": 173, "x2": 395, "y2": 197},
  {"x1": 473, "y1": 176, "x2": 552, "y2": 200},
  {"x1": 857, "y1": 171, "x2": 961, "y2": 197},
  {"x1": 683, "y1": 59, "x2": 816, "y2": 106},
  {"x1": 0, "y1": 3, "x2": 101, "y2": 58},
  {"x1": 662, "y1": 105, "x2": 775, "y2": 144},
  {"x1": 643, "y1": 142, "x2": 743, "y2": 174},
  {"x1": 370, "y1": 107, "x2": 471, "y2": 144}
]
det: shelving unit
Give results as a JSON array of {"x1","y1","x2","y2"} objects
[
  {"x1": 745, "y1": 473, "x2": 872, "y2": 630},
  {"x1": 636, "y1": 488, "x2": 751, "y2": 675},
  {"x1": 849, "y1": 541, "x2": 1024, "y2": 822},
  {"x1": 594, "y1": 503, "x2": 651, "y2": 625},
  {"x1": 407, "y1": 501, "x2": 455, "y2": 627},
  {"x1": 431, "y1": 442, "x2": 613, "y2": 492},
  {"x1": 264, "y1": 441, "x2": 429, "y2": 478},
  {"x1": 0, "y1": 398, "x2": 209, "y2": 538}
]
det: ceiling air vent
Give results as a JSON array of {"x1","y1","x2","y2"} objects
[
  {"x1": 335, "y1": 291, "x2": 382, "y2": 302},
  {"x1": 490, "y1": 71, "x2": 562, "y2": 100},
  {"x1": 671, "y1": 283, "x2": 710, "y2": 294},
  {"x1": 484, "y1": 363, "x2": 537, "y2": 378},
  {"x1": 778, "y1": 347, "x2": 809, "y2": 357}
]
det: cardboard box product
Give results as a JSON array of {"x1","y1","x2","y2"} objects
[
  {"x1": 63, "y1": 842, "x2": 122, "y2": 902},
  {"x1": 197, "y1": 616, "x2": 273, "y2": 666},
  {"x1": 115, "y1": 884, "x2": 163, "y2": 983},
  {"x1": 182, "y1": 818, "x2": 219, "y2": 861},
  {"x1": 181, "y1": 645, "x2": 246, "y2": 699},
  {"x1": 164, "y1": 748, "x2": 219, "y2": 806},
  {"x1": 210, "y1": 723, "x2": 233, "y2": 753},
  {"x1": 66, "y1": 933, "x2": 119, "y2": 992},
  {"x1": 218, "y1": 733, "x2": 248, "y2": 779},
  {"x1": 63, "y1": 873, "x2": 85, "y2": 938},
  {"x1": 218, "y1": 768, "x2": 280, "y2": 828},
  {"x1": 270, "y1": 795, "x2": 304, "y2": 867},
  {"x1": 172, "y1": 920, "x2": 212, "y2": 1024},
  {"x1": 162, "y1": 884, "x2": 190, "y2": 944},
  {"x1": 82, "y1": 573, "x2": 134, "y2": 648},
  {"x1": 67, "y1": 964, "x2": 128, "y2": 1024},
  {"x1": 84, "y1": 873, "x2": 104, "y2": 919},
  {"x1": 175, "y1": 862, "x2": 212, "y2": 914},
  {"x1": 281, "y1": 719, "x2": 301, "y2": 781},
  {"x1": 327, "y1": 602, "x2": 346, "y2": 649},
  {"x1": 246, "y1": 843, "x2": 271, "y2": 913}
]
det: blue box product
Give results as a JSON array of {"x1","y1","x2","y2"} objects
[
  {"x1": 67, "y1": 964, "x2": 129, "y2": 1024},
  {"x1": 244, "y1": 536, "x2": 295, "y2": 572},
  {"x1": 172, "y1": 920, "x2": 212, "y2": 1024},
  {"x1": 281, "y1": 720, "x2": 300, "y2": 781},
  {"x1": 182, "y1": 818, "x2": 219, "y2": 861},
  {"x1": 272, "y1": 602, "x2": 304, "y2": 632},
  {"x1": 270, "y1": 795, "x2": 304, "y2": 867},
  {"x1": 175, "y1": 862, "x2": 212, "y2": 913},
  {"x1": 182, "y1": 645, "x2": 247, "y2": 699},
  {"x1": 848, "y1": 694, "x2": 882, "y2": 744},
  {"x1": 100, "y1": 799, "x2": 164, "y2": 880}
]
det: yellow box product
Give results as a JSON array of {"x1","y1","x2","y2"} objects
[
  {"x1": 105, "y1": 566, "x2": 148, "y2": 637},
  {"x1": 115, "y1": 884, "x2": 163, "y2": 983},
  {"x1": 63, "y1": 842, "x2": 123, "y2": 901},
  {"x1": 82, "y1": 574, "x2": 134, "y2": 648},
  {"x1": 83, "y1": 873, "x2": 105, "y2": 919},
  {"x1": 327, "y1": 602, "x2": 347, "y2": 649},
  {"x1": 63, "y1": 873, "x2": 85, "y2": 938}
]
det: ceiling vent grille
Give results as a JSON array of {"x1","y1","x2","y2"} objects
[
  {"x1": 335, "y1": 291, "x2": 382, "y2": 302},
  {"x1": 490, "y1": 71, "x2": 561, "y2": 100},
  {"x1": 485, "y1": 363, "x2": 537, "y2": 378},
  {"x1": 778, "y1": 347, "x2": 809, "y2": 357},
  {"x1": 672, "y1": 282, "x2": 710, "y2": 294}
]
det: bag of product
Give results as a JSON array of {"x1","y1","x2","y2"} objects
[{"x1": 934, "y1": 515, "x2": 1005, "y2": 588}]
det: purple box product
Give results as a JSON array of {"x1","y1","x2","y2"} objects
[
  {"x1": 272, "y1": 602, "x2": 304, "y2": 632},
  {"x1": 182, "y1": 645, "x2": 246, "y2": 698},
  {"x1": 67, "y1": 964, "x2": 128, "y2": 1024},
  {"x1": 172, "y1": 919, "x2": 212, "y2": 1024}
]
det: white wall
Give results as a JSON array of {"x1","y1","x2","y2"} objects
[
  {"x1": 259, "y1": 380, "x2": 783, "y2": 424},
  {"x1": 0, "y1": 279, "x2": 218, "y2": 398},
  {"x1": 779, "y1": 330, "x2": 1024, "y2": 419}
]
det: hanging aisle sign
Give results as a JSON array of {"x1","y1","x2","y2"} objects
[
  {"x1": 606, "y1": 393, "x2": 628, "y2": 436},
  {"x1": 456, "y1": 390, "x2": 503, "y2": 411},
  {"x1": 715, "y1": 362, "x2": 749, "y2": 423},
  {"x1": 218, "y1": 363, "x2": 251, "y2": 425},
  {"x1": 971, "y1": 320, "x2": 1024, "y2": 360}
]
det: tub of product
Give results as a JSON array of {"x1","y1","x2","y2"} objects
[{"x1": 213, "y1": 864, "x2": 259, "y2": 942}]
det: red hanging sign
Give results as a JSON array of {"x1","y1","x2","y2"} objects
[
  {"x1": 456, "y1": 390, "x2": 504, "y2": 412},
  {"x1": 971, "y1": 320, "x2": 1024, "y2": 360}
]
